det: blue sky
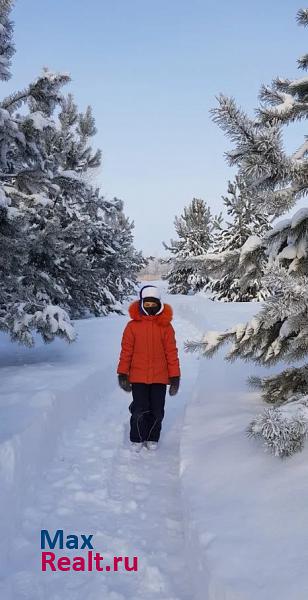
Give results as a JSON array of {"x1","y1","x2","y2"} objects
[{"x1": 8, "y1": 0, "x2": 307, "y2": 255}]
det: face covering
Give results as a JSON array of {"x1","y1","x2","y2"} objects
[
  {"x1": 145, "y1": 305, "x2": 160, "y2": 316},
  {"x1": 142, "y1": 299, "x2": 161, "y2": 315}
]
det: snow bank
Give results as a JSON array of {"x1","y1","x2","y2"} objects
[{"x1": 0, "y1": 312, "x2": 125, "y2": 578}]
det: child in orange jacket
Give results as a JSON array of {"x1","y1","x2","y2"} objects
[{"x1": 117, "y1": 285, "x2": 181, "y2": 451}]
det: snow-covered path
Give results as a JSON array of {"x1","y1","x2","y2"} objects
[
  {"x1": 4, "y1": 284, "x2": 307, "y2": 600},
  {"x1": 2, "y1": 286, "x2": 201, "y2": 600}
]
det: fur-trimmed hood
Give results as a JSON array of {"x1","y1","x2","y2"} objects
[{"x1": 128, "y1": 300, "x2": 173, "y2": 327}]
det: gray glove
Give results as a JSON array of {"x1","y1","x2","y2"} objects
[
  {"x1": 118, "y1": 373, "x2": 132, "y2": 393},
  {"x1": 169, "y1": 376, "x2": 180, "y2": 396}
]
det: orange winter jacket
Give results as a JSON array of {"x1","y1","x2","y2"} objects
[{"x1": 117, "y1": 300, "x2": 181, "y2": 384}]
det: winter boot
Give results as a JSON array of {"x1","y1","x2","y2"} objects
[
  {"x1": 130, "y1": 442, "x2": 143, "y2": 453},
  {"x1": 146, "y1": 441, "x2": 158, "y2": 451}
]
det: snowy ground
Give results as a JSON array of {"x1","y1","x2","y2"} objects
[{"x1": 1, "y1": 281, "x2": 308, "y2": 599}]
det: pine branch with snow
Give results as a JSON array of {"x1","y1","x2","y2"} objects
[
  {"x1": 211, "y1": 95, "x2": 286, "y2": 196},
  {"x1": 190, "y1": 268, "x2": 308, "y2": 365},
  {"x1": 247, "y1": 404, "x2": 308, "y2": 457},
  {"x1": 249, "y1": 364, "x2": 308, "y2": 405},
  {"x1": 264, "y1": 207, "x2": 308, "y2": 275}
]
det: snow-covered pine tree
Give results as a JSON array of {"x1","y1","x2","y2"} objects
[
  {"x1": 185, "y1": 9, "x2": 308, "y2": 455},
  {"x1": 1, "y1": 69, "x2": 79, "y2": 345},
  {"x1": 204, "y1": 176, "x2": 270, "y2": 301},
  {"x1": 41, "y1": 87, "x2": 145, "y2": 315},
  {"x1": 8, "y1": 77, "x2": 144, "y2": 325},
  {"x1": 0, "y1": 3, "x2": 144, "y2": 345},
  {"x1": 0, "y1": 7, "x2": 75, "y2": 345},
  {"x1": 98, "y1": 196, "x2": 146, "y2": 307},
  {"x1": 163, "y1": 198, "x2": 213, "y2": 294},
  {"x1": 37, "y1": 92, "x2": 128, "y2": 317},
  {"x1": 0, "y1": 1, "x2": 27, "y2": 341},
  {"x1": 0, "y1": 0, "x2": 14, "y2": 81}
]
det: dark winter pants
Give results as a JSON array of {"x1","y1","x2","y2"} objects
[{"x1": 129, "y1": 383, "x2": 167, "y2": 443}]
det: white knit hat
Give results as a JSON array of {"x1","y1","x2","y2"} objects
[
  {"x1": 139, "y1": 285, "x2": 164, "y2": 315},
  {"x1": 140, "y1": 285, "x2": 161, "y2": 300}
]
